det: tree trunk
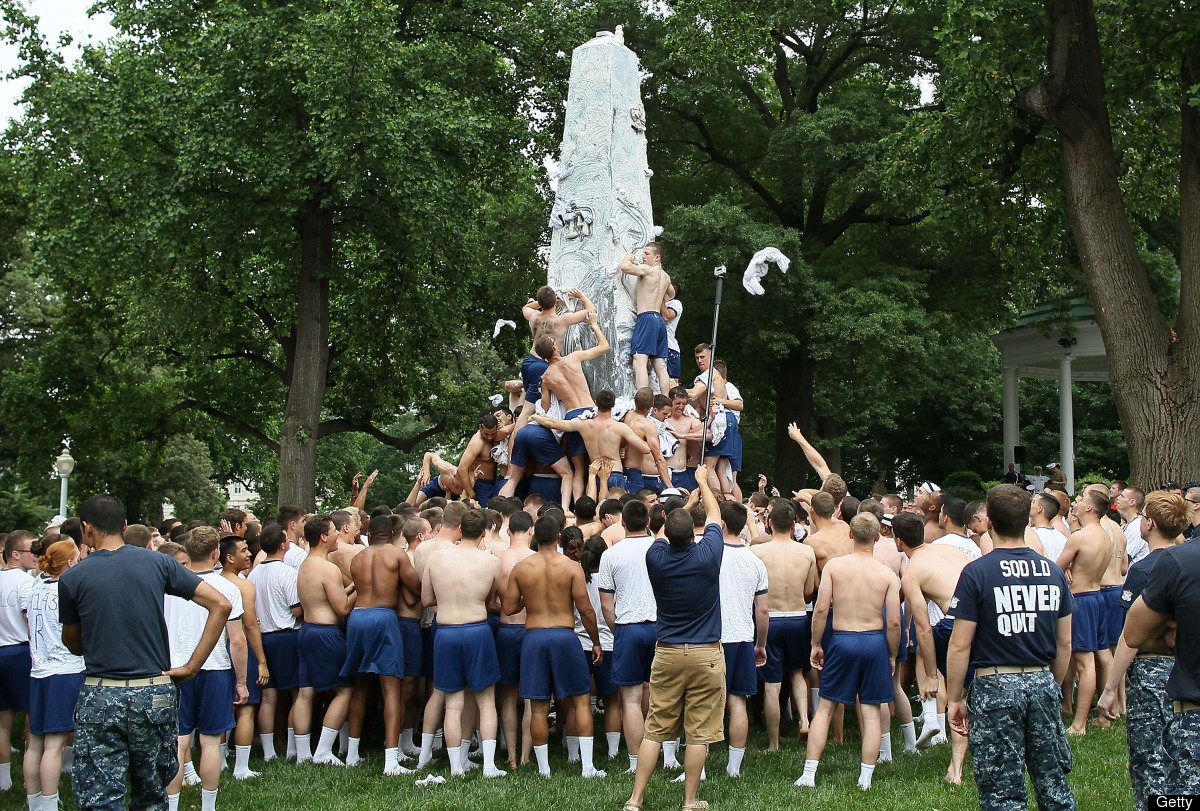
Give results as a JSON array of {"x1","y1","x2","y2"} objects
[
  {"x1": 1016, "y1": 0, "x2": 1200, "y2": 488},
  {"x1": 772, "y1": 345, "x2": 817, "y2": 492},
  {"x1": 277, "y1": 198, "x2": 332, "y2": 510}
]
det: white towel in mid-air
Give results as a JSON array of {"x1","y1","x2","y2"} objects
[{"x1": 742, "y1": 247, "x2": 791, "y2": 296}]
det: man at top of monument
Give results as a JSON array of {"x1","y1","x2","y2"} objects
[{"x1": 620, "y1": 242, "x2": 672, "y2": 395}]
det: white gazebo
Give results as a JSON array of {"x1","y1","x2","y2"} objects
[{"x1": 991, "y1": 301, "x2": 1110, "y2": 494}]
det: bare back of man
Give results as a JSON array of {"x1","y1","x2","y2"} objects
[
  {"x1": 806, "y1": 523, "x2": 852, "y2": 576},
  {"x1": 541, "y1": 353, "x2": 596, "y2": 413},
  {"x1": 1057, "y1": 490, "x2": 1115, "y2": 735},
  {"x1": 524, "y1": 287, "x2": 593, "y2": 349},
  {"x1": 624, "y1": 408, "x2": 673, "y2": 482},
  {"x1": 753, "y1": 530, "x2": 818, "y2": 746},
  {"x1": 424, "y1": 546, "x2": 500, "y2": 626},
  {"x1": 503, "y1": 519, "x2": 603, "y2": 778}
]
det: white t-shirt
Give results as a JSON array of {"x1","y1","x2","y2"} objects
[
  {"x1": 596, "y1": 535, "x2": 657, "y2": 625},
  {"x1": 27, "y1": 576, "x2": 85, "y2": 678},
  {"x1": 283, "y1": 544, "x2": 308, "y2": 570},
  {"x1": 933, "y1": 532, "x2": 981, "y2": 561},
  {"x1": 1034, "y1": 526, "x2": 1069, "y2": 564},
  {"x1": 0, "y1": 567, "x2": 33, "y2": 646},
  {"x1": 665, "y1": 300, "x2": 682, "y2": 352},
  {"x1": 247, "y1": 559, "x2": 302, "y2": 633},
  {"x1": 165, "y1": 570, "x2": 243, "y2": 671},
  {"x1": 574, "y1": 577, "x2": 615, "y2": 652},
  {"x1": 719, "y1": 543, "x2": 768, "y2": 643},
  {"x1": 1123, "y1": 519, "x2": 1149, "y2": 565}
]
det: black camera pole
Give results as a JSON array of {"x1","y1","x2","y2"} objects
[{"x1": 699, "y1": 264, "x2": 727, "y2": 461}]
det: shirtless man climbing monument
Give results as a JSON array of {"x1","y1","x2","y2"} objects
[{"x1": 621, "y1": 243, "x2": 671, "y2": 394}]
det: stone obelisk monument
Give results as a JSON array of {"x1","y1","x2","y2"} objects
[{"x1": 547, "y1": 29, "x2": 657, "y2": 400}]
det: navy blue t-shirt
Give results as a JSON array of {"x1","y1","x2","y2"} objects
[
  {"x1": 949, "y1": 546, "x2": 1074, "y2": 669},
  {"x1": 1120, "y1": 548, "x2": 1165, "y2": 612},
  {"x1": 59, "y1": 545, "x2": 202, "y2": 678},
  {"x1": 646, "y1": 523, "x2": 723, "y2": 644},
  {"x1": 1141, "y1": 542, "x2": 1200, "y2": 702}
]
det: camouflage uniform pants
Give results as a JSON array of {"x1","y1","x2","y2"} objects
[
  {"x1": 1163, "y1": 707, "x2": 1200, "y2": 795},
  {"x1": 967, "y1": 670, "x2": 1077, "y2": 811},
  {"x1": 71, "y1": 683, "x2": 179, "y2": 811},
  {"x1": 1125, "y1": 656, "x2": 1172, "y2": 810}
]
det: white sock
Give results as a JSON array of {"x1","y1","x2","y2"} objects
[
  {"x1": 234, "y1": 744, "x2": 251, "y2": 773},
  {"x1": 400, "y1": 728, "x2": 416, "y2": 753},
  {"x1": 920, "y1": 698, "x2": 939, "y2": 726},
  {"x1": 662, "y1": 738, "x2": 678, "y2": 766},
  {"x1": 419, "y1": 732, "x2": 435, "y2": 765},
  {"x1": 858, "y1": 762, "x2": 876, "y2": 790},
  {"x1": 795, "y1": 758, "x2": 819, "y2": 787},
  {"x1": 433, "y1": 729, "x2": 444, "y2": 750},
  {"x1": 338, "y1": 722, "x2": 349, "y2": 755},
  {"x1": 482, "y1": 739, "x2": 504, "y2": 776},
  {"x1": 167, "y1": 793, "x2": 180, "y2": 811},
  {"x1": 447, "y1": 745, "x2": 463, "y2": 776},
  {"x1": 219, "y1": 741, "x2": 228, "y2": 762},
  {"x1": 26, "y1": 793, "x2": 41, "y2": 811},
  {"x1": 901, "y1": 721, "x2": 917, "y2": 751},
  {"x1": 314, "y1": 726, "x2": 339, "y2": 759},
  {"x1": 41, "y1": 793, "x2": 57, "y2": 811},
  {"x1": 628, "y1": 753, "x2": 638, "y2": 773},
  {"x1": 294, "y1": 733, "x2": 312, "y2": 762},
  {"x1": 727, "y1": 746, "x2": 745, "y2": 776},
  {"x1": 879, "y1": 732, "x2": 893, "y2": 762},
  {"x1": 183, "y1": 761, "x2": 199, "y2": 784},
  {"x1": 606, "y1": 731, "x2": 621, "y2": 758},
  {"x1": 346, "y1": 737, "x2": 360, "y2": 765},
  {"x1": 201, "y1": 788, "x2": 218, "y2": 811},
  {"x1": 286, "y1": 728, "x2": 297, "y2": 758},
  {"x1": 579, "y1": 736, "x2": 597, "y2": 772},
  {"x1": 938, "y1": 713, "x2": 947, "y2": 734},
  {"x1": 534, "y1": 743, "x2": 551, "y2": 777},
  {"x1": 260, "y1": 733, "x2": 277, "y2": 761},
  {"x1": 61, "y1": 745, "x2": 73, "y2": 773},
  {"x1": 566, "y1": 735, "x2": 580, "y2": 762}
]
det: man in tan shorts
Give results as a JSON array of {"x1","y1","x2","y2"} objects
[{"x1": 623, "y1": 465, "x2": 724, "y2": 811}]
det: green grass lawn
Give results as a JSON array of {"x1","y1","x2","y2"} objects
[{"x1": 5, "y1": 713, "x2": 1135, "y2": 811}]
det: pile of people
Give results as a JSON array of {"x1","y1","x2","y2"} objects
[{"x1": 0, "y1": 248, "x2": 1198, "y2": 811}]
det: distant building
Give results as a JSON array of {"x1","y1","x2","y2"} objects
[{"x1": 226, "y1": 481, "x2": 258, "y2": 511}]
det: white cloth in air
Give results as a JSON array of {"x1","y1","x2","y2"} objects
[{"x1": 742, "y1": 247, "x2": 791, "y2": 296}]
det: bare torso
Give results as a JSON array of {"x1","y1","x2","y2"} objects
[
  {"x1": 298, "y1": 554, "x2": 348, "y2": 626},
  {"x1": 752, "y1": 537, "x2": 817, "y2": 613},
  {"x1": 822, "y1": 551, "x2": 897, "y2": 632},
  {"x1": 901, "y1": 544, "x2": 970, "y2": 616},
  {"x1": 806, "y1": 523, "x2": 852, "y2": 575},
  {"x1": 424, "y1": 545, "x2": 501, "y2": 625},
  {"x1": 350, "y1": 544, "x2": 402, "y2": 610},
  {"x1": 1058, "y1": 523, "x2": 1112, "y2": 593},
  {"x1": 509, "y1": 552, "x2": 586, "y2": 630},
  {"x1": 542, "y1": 355, "x2": 595, "y2": 412},
  {"x1": 497, "y1": 544, "x2": 537, "y2": 624},
  {"x1": 634, "y1": 266, "x2": 670, "y2": 314},
  {"x1": 1099, "y1": 516, "x2": 1127, "y2": 586}
]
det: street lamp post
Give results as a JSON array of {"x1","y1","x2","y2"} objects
[{"x1": 55, "y1": 447, "x2": 75, "y2": 517}]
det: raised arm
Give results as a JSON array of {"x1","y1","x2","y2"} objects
[
  {"x1": 787, "y1": 422, "x2": 832, "y2": 482},
  {"x1": 620, "y1": 253, "x2": 649, "y2": 277},
  {"x1": 617, "y1": 423, "x2": 651, "y2": 456},
  {"x1": 351, "y1": 469, "x2": 378, "y2": 511},
  {"x1": 577, "y1": 310, "x2": 610, "y2": 361},
  {"x1": 695, "y1": 463, "x2": 720, "y2": 526},
  {"x1": 531, "y1": 413, "x2": 586, "y2": 434}
]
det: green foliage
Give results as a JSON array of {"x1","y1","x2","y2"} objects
[
  {"x1": 1017, "y1": 380, "x2": 1127, "y2": 482},
  {"x1": 0, "y1": 484, "x2": 54, "y2": 532},
  {"x1": 155, "y1": 436, "x2": 229, "y2": 524},
  {"x1": 942, "y1": 470, "x2": 987, "y2": 501}
]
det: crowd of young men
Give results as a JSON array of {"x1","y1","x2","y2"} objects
[{"x1": 0, "y1": 256, "x2": 1198, "y2": 810}]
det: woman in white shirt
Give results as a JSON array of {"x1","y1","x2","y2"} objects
[{"x1": 23, "y1": 540, "x2": 85, "y2": 811}]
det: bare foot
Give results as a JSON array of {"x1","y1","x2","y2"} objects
[
  {"x1": 944, "y1": 770, "x2": 962, "y2": 786},
  {"x1": 763, "y1": 745, "x2": 780, "y2": 753},
  {"x1": 1095, "y1": 716, "x2": 1112, "y2": 729},
  {"x1": 1066, "y1": 725, "x2": 1087, "y2": 736}
]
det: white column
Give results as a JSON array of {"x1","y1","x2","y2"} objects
[
  {"x1": 1059, "y1": 354, "x2": 1074, "y2": 494},
  {"x1": 1002, "y1": 366, "x2": 1019, "y2": 471}
]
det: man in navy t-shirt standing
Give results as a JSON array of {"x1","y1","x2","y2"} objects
[
  {"x1": 59, "y1": 494, "x2": 232, "y2": 811},
  {"x1": 946, "y1": 484, "x2": 1077, "y2": 811},
  {"x1": 1125, "y1": 491, "x2": 1200, "y2": 796},
  {"x1": 623, "y1": 464, "x2": 724, "y2": 811}
]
